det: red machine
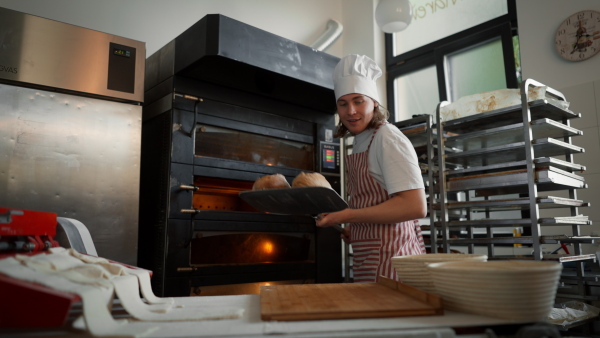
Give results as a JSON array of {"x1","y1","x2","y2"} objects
[
  {"x1": 0, "y1": 207, "x2": 78, "y2": 328},
  {"x1": 0, "y1": 207, "x2": 60, "y2": 256}
]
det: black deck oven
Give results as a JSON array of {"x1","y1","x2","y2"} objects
[{"x1": 138, "y1": 14, "x2": 342, "y2": 297}]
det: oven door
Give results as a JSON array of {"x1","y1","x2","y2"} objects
[{"x1": 140, "y1": 93, "x2": 342, "y2": 297}]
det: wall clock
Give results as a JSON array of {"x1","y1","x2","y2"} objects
[{"x1": 554, "y1": 10, "x2": 600, "y2": 61}]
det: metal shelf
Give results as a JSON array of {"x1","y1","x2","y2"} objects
[
  {"x1": 487, "y1": 254, "x2": 597, "y2": 263},
  {"x1": 445, "y1": 118, "x2": 582, "y2": 149},
  {"x1": 442, "y1": 99, "x2": 580, "y2": 133},
  {"x1": 437, "y1": 217, "x2": 592, "y2": 229},
  {"x1": 446, "y1": 167, "x2": 586, "y2": 194},
  {"x1": 435, "y1": 196, "x2": 589, "y2": 212},
  {"x1": 445, "y1": 138, "x2": 583, "y2": 167},
  {"x1": 446, "y1": 157, "x2": 586, "y2": 177},
  {"x1": 435, "y1": 79, "x2": 594, "y2": 304},
  {"x1": 445, "y1": 235, "x2": 599, "y2": 246}
]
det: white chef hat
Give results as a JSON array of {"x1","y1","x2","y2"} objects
[{"x1": 333, "y1": 54, "x2": 382, "y2": 104}]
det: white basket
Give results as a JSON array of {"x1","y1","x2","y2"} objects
[
  {"x1": 428, "y1": 260, "x2": 563, "y2": 321},
  {"x1": 391, "y1": 253, "x2": 487, "y2": 293}
]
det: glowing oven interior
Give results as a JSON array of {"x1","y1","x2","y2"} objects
[
  {"x1": 191, "y1": 176, "x2": 256, "y2": 212},
  {"x1": 189, "y1": 231, "x2": 316, "y2": 296},
  {"x1": 191, "y1": 232, "x2": 314, "y2": 265}
]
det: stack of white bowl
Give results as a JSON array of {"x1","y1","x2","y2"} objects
[
  {"x1": 391, "y1": 253, "x2": 488, "y2": 293},
  {"x1": 428, "y1": 260, "x2": 563, "y2": 321}
]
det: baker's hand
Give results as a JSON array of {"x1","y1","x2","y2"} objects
[
  {"x1": 315, "y1": 212, "x2": 335, "y2": 227},
  {"x1": 316, "y1": 211, "x2": 351, "y2": 243},
  {"x1": 317, "y1": 208, "x2": 351, "y2": 227},
  {"x1": 339, "y1": 226, "x2": 350, "y2": 243}
]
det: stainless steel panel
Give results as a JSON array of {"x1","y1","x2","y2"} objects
[
  {"x1": 0, "y1": 83, "x2": 141, "y2": 265},
  {"x1": 0, "y1": 7, "x2": 144, "y2": 103}
]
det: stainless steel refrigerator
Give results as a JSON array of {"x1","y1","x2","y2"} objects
[{"x1": 0, "y1": 7, "x2": 145, "y2": 265}]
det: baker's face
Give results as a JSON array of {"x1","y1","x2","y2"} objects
[{"x1": 336, "y1": 94, "x2": 377, "y2": 135}]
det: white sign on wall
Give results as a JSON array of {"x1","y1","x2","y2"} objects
[{"x1": 393, "y1": 0, "x2": 508, "y2": 56}]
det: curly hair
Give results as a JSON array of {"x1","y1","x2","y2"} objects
[{"x1": 333, "y1": 105, "x2": 390, "y2": 138}]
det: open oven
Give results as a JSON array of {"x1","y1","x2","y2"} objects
[{"x1": 138, "y1": 14, "x2": 342, "y2": 297}]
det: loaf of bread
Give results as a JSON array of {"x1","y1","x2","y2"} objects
[
  {"x1": 291, "y1": 172, "x2": 331, "y2": 189},
  {"x1": 252, "y1": 174, "x2": 291, "y2": 190}
]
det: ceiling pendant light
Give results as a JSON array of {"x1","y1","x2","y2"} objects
[{"x1": 375, "y1": 0, "x2": 413, "y2": 33}]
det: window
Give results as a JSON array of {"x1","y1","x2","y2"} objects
[
  {"x1": 385, "y1": 0, "x2": 519, "y2": 122},
  {"x1": 394, "y1": 65, "x2": 439, "y2": 118},
  {"x1": 393, "y1": 0, "x2": 509, "y2": 56},
  {"x1": 445, "y1": 37, "x2": 507, "y2": 102}
]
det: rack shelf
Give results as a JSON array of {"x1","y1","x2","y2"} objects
[
  {"x1": 441, "y1": 99, "x2": 580, "y2": 133},
  {"x1": 433, "y1": 79, "x2": 598, "y2": 317},
  {"x1": 438, "y1": 196, "x2": 589, "y2": 212}
]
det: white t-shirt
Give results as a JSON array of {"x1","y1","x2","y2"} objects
[{"x1": 351, "y1": 123, "x2": 424, "y2": 195}]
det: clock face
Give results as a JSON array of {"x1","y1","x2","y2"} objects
[{"x1": 554, "y1": 10, "x2": 600, "y2": 61}]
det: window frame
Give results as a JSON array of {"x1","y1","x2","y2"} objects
[{"x1": 385, "y1": 0, "x2": 518, "y2": 121}]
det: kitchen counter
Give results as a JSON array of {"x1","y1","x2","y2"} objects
[{"x1": 3, "y1": 294, "x2": 549, "y2": 337}]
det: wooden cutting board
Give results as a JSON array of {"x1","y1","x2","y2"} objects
[{"x1": 260, "y1": 277, "x2": 443, "y2": 321}]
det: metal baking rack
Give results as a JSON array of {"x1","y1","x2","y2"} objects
[
  {"x1": 430, "y1": 79, "x2": 599, "y2": 317},
  {"x1": 394, "y1": 113, "x2": 472, "y2": 252},
  {"x1": 393, "y1": 115, "x2": 440, "y2": 252}
]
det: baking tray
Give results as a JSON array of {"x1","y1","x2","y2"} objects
[
  {"x1": 239, "y1": 187, "x2": 348, "y2": 216},
  {"x1": 438, "y1": 216, "x2": 591, "y2": 229},
  {"x1": 444, "y1": 138, "x2": 583, "y2": 167},
  {"x1": 447, "y1": 168, "x2": 587, "y2": 195},
  {"x1": 444, "y1": 118, "x2": 582, "y2": 149},
  {"x1": 446, "y1": 157, "x2": 586, "y2": 178},
  {"x1": 436, "y1": 196, "x2": 589, "y2": 212}
]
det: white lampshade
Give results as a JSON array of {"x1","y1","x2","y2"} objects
[{"x1": 375, "y1": 0, "x2": 413, "y2": 33}]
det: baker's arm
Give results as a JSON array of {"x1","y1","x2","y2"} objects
[{"x1": 316, "y1": 188, "x2": 426, "y2": 227}]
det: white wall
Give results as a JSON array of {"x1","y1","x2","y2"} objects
[
  {"x1": 517, "y1": 0, "x2": 600, "y2": 88},
  {"x1": 517, "y1": 0, "x2": 600, "y2": 254}
]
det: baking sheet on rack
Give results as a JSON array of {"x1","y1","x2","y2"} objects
[{"x1": 239, "y1": 187, "x2": 347, "y2": 215}]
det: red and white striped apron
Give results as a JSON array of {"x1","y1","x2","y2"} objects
[{"x1": 346, "y1": 124, "x2": 426, "y2": 283}]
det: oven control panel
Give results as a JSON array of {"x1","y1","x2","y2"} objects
[{"x1": 319, "y1": 141, "x2": 340, "y2": 175}]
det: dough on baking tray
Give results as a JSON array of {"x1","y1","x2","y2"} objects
[
  {"x1": 252, "y1": 173, "x2": 291, "y2": 190},
  {"x1": 292, "y1": 172, "x2": 331, "y2": 189}
]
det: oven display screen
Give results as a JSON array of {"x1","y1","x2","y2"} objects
[
  {"x1": 320, "y1": 142, "x2": 340, "y2": 174},
  {"x1": 113, "y1": 48, "x2": 131, "y2": 58},
  {"x1": 323, "y1": 149, "x2": 336, "y2": 169}
]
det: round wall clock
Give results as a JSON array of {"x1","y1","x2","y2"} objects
[{"x1": 554, "y1": 10, "x2": 600, "y2": 61}]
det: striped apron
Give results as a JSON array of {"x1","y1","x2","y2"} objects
[{"x1": 346, "y1": 124, "x2": 426, "y2": 283}]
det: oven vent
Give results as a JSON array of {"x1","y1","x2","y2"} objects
[
  {"x1": 145, "y1": 14, "x2": 339, "y2": 114},
  {"x1": 310, "y1": 19, "x2": 343, "y2": 52}
]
